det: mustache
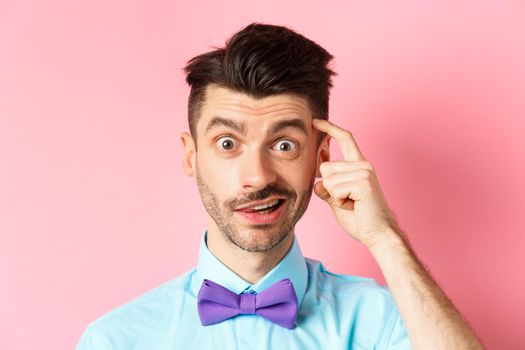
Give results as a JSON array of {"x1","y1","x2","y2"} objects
[{"x1": 229, "y1": 184, "x2": 295, "y2": 209}]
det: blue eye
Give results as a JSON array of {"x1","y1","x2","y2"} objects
[
  {"x1": 217, "y1": 137, "x2": 236, "y2": 150},
  {"x1": 274, "y1": 140, "x2": 297, "y2": 152}
]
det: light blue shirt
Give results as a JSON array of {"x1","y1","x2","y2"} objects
[{"x1": 76, "y1": 229, "x2": 412, "y2": 349}]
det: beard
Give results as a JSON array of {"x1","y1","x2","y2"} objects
[{"x1": 195, "y1": 163, "x2": 315, "y2": 253}]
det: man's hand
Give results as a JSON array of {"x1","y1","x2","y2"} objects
[{"x1": 312, "y1": 118, "x2": 400, "y2": 248}]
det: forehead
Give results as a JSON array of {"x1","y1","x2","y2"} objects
[{"x1": 198, "y1": 84, "x2": 312, "y2": 128}]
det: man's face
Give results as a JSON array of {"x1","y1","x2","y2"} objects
[{"x1": 181, "y1": 84, "x2": 328, "y2": 252}]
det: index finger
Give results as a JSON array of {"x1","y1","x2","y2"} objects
[{"x1": 312, "y1": 118, "x2": 366, "y2": 162}]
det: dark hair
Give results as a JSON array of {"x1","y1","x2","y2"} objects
[{"x1": 183, "y1": 22, "x2": 337, "y2": 149}]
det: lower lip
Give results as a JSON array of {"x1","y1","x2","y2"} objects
[{"x1": 235, "y1": 201, "x2": 286, "y2": 225}]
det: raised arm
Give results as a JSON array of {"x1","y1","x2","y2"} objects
[
  {"x1": 311, "y1": 118, "x2": 484, "y2": 349},
  {"x1": 369, "y1": 226, "x2": 483, "y2": 349}
]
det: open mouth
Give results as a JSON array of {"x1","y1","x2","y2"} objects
[
  {"x1": 237, "y1": 199, "x2": 285, "y2": 215},
  {"x1": 235, "y1": 199, "x2": 287, "y2": 225}
]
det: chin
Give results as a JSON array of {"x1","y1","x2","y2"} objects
[{"x1": 233, "y1": 228, "x2": 290, "y2": 253}]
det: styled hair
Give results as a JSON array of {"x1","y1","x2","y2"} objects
[{"x1": 183, "y1": 22, "x2": 337, "y2": 148}]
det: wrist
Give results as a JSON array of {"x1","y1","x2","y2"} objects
[{"x1": 364, "y1": 226, "x2": 407, "y2": 253}]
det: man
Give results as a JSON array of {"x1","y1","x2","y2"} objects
[{"x1": 76, "y1": 23, "x2": 484, "y2": 349}]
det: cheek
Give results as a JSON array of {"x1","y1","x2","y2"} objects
[
  {"x1": 197, "y1": 155, "x2": 236, "y2": 196},
  {"x1": 281, "y1": 160, "x2": 316, "y2": 190},
  {"x1": 302, "y1": 145, "x2": 319, "y2": 173}
]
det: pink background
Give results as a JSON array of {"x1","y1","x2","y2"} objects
[{"x1": 1, "y1": 1, "x2": 524, "y2": 349}]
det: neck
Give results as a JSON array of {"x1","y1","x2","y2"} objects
[{"x1": 205, "y1": 221, "x2": 294, "y2": 285}]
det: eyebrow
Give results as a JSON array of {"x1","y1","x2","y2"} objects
[{"x1": 205, "y1": 116, "x2": 308, "y2": 136}]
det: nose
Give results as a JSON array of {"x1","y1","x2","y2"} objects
[{"x1": 238, "y1": 148, "x2": 277, "y2": 191}]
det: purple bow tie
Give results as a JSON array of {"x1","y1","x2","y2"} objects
[{"x1": 197, "y1": 278, "x2": 298, "y2": 329}]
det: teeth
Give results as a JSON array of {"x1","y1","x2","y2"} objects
[{"x1": 249, "y1": 199, "x2": 280, "y2": 211}]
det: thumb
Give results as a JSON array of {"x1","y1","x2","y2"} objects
[{"x1": 314, "y1": 181, "x2": 335, "y2": 206}]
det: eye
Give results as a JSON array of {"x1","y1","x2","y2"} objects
[
  {"x1": 273, "y1": 139, "x2": 297, "y2": 152},
  {"x1": 216, "y1": 136, "x2": 237, "y2": 151}
]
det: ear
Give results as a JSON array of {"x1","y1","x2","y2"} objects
[
  {"x1": 315, "y1": 133, "x2": 330, "y2": 178},
  {"x1": 180, "y1": 132, "x2": 197, "y2": 177}
]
